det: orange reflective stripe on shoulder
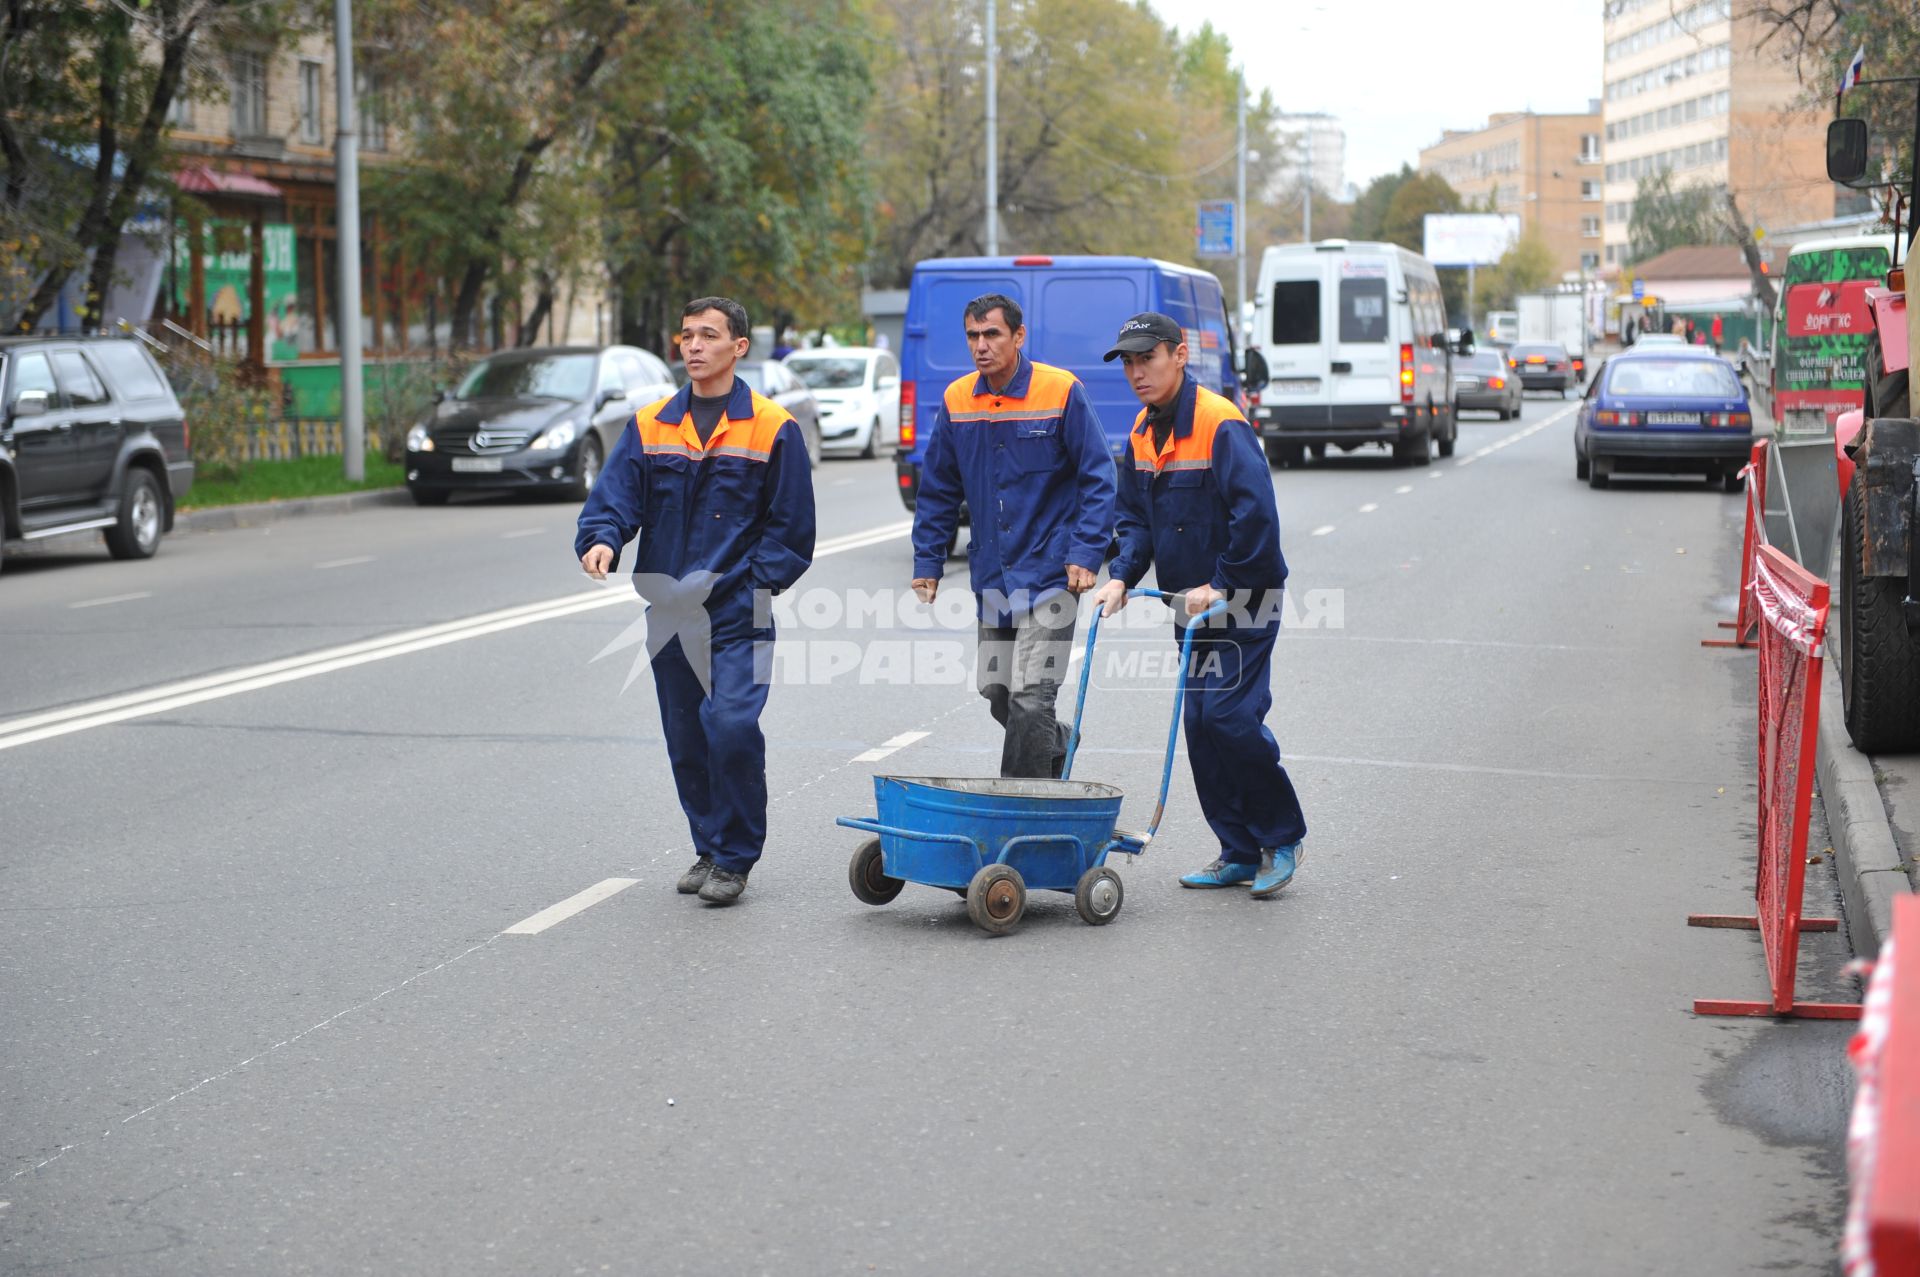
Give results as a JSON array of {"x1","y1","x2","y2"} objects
[
  {"x1": 942, "y1": 361, "x2": 1080, "y2": 423},
  {"x1": 632, "y1": 391, "x2": 788, "y2": 462},
  {"x1": 1130, "y1": 385, "x2": 1246, "y2": 473}
]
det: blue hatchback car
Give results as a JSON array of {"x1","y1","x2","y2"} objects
[{"x1": 1574, "y1": 349, "x2": 1754, "y2": 491}]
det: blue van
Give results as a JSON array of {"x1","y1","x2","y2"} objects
[{"x1": 894, "y1": 255, "x2": 1243, "y2": 512}]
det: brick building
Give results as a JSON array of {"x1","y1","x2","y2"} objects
[{"x1": 1419, "y1": 109, "x2": 1605, "y2": 280}]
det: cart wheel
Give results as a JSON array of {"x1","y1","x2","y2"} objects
[
  {"x1": 965, "y1": 864, "x2": 1026, "y2": 935},
  {"x1": 1074, "y1": 866, "x2": 1124, "y2": 925},
  {"x1": 848, "y1": 838, "x2": 904, "y2": 906}
]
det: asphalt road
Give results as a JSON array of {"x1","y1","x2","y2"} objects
[{"x1": 1, "y1": 394, "x2": 1859, "y2": 1274}]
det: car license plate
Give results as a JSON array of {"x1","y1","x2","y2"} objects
[
  {"x1": 1645, "y1": 412, "x2": 1698, "y2": 426},
  {"x1": 1273, "y1": 378, "x2": 1319, "y2": 394},
  {"x1": 1455, "y1": 377, "x2": 1482, "y2": 388},
  {"x1": 451, "y1": 457, "x2": 504, "y2": 473}
]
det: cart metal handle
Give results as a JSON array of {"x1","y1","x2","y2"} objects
[{"x1": 1062, "y1": 588, "x2": 1229, "y2": 843}]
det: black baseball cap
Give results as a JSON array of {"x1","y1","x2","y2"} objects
[{"x1": 1102, "y1": 312, "x2": 1184, "y2": 361}]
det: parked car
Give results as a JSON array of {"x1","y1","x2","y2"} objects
[
  {"x1": 782, "y1": 346, "x2": 901, "y2": 458},
  {"x1": 1573, "y1": 349, "x2": 1755, "y2": 491},
  {"x1": 1452, "y1": 349, "x2": 1524, "y2": 420},
  {"x1": 1632, "y1": 332, "x2": 1686, "y2": 347},
  {"x1": 0, "y1": 335, "x2": 194, "y2": 573},
  {"x1": 404, "y1": 345, "x2": 676, "y2": 505},
  {"x1": 669, "y1": 359, "x2": 823, "y2": 469},
  {"x1": 1506, "y1": 342, "x2": 1574, "y2": 394}
]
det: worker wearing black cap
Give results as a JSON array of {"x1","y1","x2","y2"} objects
[{"x1": 1092, "y1": 312, "x2": 1307, "y2": 898}]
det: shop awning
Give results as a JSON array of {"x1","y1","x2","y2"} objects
[{"x1": 175, "y1": 164, "x2": 282, "y2": 199}]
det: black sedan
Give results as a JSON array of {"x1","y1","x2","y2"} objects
[
  {"x1": 404, "y1": 346, "x2": 677, "y2": 505},
  {"x1": 1507, "y1": 343, "x2": 1575, "y2": 395},
  {"x1": 1452, "y1": 350, "x2": 1524, "y2": 420}
]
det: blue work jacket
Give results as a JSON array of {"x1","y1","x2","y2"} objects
[
  {"x1": 909, "y1": 355, "x2": 1115, "y2": 624},
  {"x1": 575, "y1": 377, "x2": 816, "y2": 637}
]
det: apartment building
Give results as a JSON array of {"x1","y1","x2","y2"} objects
[
  {"x1": 1599, "y1": 0, "x2": 1832, "y2": 271},
  {"x1": 1418, "y1": 110, "x2": 1605, "y2": 279},
  {"x1": 1270, "y1": 113, "x2": 1348, "y2": 201},
  {"x1": 157, "y1": 34, "x2": 606, "y2": 371}
]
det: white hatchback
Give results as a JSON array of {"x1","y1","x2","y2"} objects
[{"x1": 783, "y1": 346, "x2": 902, "y2": 458}]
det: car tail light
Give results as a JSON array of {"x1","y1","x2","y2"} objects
[
  {"x1": 1707, "y1": 412, "x2": 1753, "y2": 428},
  {"x1": 1488, "y1": 377, "x2": 1505, "y2": 390},
  {"x1": 1399, "y1": 343, "x2": 1414, "y2": 404},
  {"x1": 1526, "y1": 354, "x2": 1546, "y2": 364},
  {"x1": 899, "y1": 472, "x2": 912, "y2": 488},
  {"x1": 1572, "y1": 358, "x2": 1584, "y2": 372},
  {"x1": 1595, "y1": 410, "x2": 1642, "y2": 426},
  {"x1": 899, "y1": 380, "x2": 916, "y2": 449}
]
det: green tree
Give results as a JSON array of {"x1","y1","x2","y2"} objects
[
  {"x1": 1, "y1": 0, "x2": 306, "y2": 335},
  {"x1": 1349, "y1": 165, "x2": 1416, "y2": 242},
  {"x1": 1382, "y1": 172, "x2": 1463, "y2": 251},
  {"x1": 1626, "y1": 169, "x2": 1732, "y2": 265},
  {"x1": 1475, "y1": 232, "x2": 1559, "y2": 311}
]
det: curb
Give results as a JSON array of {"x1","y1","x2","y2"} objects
[
  {"x1": 176, "y1": 486, "x2": 410, "y2": 532},
  {"x1": 1816, "y1": 656, "x2": 1916, "y2": 958}
]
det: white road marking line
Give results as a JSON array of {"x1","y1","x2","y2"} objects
[
  {"x1": 831, "y1": 478, "x2": 856, "y2": 487},
  {"x1": 1428, "y1": 471, "x2": 1443, "y2": 479},
  {"x1": 503, "y1": 877, "x2": 640, "y2": 935},
  {"x1": 501, "y1": 528, "x2": 545, "y2": 539},
  {"x1": 852, "y1": 729, "x2": 931, "y2": 763},
  {"x1": 68, "y1": 591, "x2": 151, "y2": 610},
  {"x1": 1, "y1": 519, "x2": 915, "y2": 753},
  {"x1": 1463, "y1": 403, "x2": 1579, "y2": 463},
  {"x1": 1394, "y1": 485, "x2": 1413, "y2": 494},
  {"x1": 1311, "y1": 524, "x2": 1335, "y2": 537},
  {"x1": 1358, "y1": 502, "x2": 1378, "y2": 513},
  {"x1": 314, "y1": 555, "x2": 375, "y2": 570}
]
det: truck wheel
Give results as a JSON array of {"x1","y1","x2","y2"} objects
[
  {"x1": 1263, "y1": 438, "x2": 1303, "y2": 468},
  {"x1": 1394, "y1": 427, "x2": 1431, "y2": 467},
  {"x1": 1840, "y1": 474, "x2": 1920, "y2": 751}
]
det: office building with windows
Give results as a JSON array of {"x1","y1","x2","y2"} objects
[
  {"x1": 1418, "y1": 109, "x2": 1605, "y2": 280},
  {"x1": 1600, "y1": 0, "x2": 1832, "y2": 271}
]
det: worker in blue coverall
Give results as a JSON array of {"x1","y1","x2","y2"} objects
[
  {"x1": 909, "y1": 293, "x2": 1115, "y2": 778},
  {"x1": 1091, "y1": 312, "x2": 1308, "y2": 898},
  {"x1": 577, "y1": 297, "x2": 816, "y2": 906}
]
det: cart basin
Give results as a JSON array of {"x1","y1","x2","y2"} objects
[{"x1": 872, "y1": 775, "x2": 1125, "y2": 890}]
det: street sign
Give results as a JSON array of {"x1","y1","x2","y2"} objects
[
  {"x1": 1196, "y1": 200, "x2": 1236, "y2": 258},
  {"x1": 1632, "y1": 278, "x2": 1645, "y2": 301},
  {"x1": 1422, "y1": 213, "x2": 1520, "y2": 267}
]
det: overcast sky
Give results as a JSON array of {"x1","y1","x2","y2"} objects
[{"x1": 1145, "y1": 0, "x2": 1606, "y2": 192}]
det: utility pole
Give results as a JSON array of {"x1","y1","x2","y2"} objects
[
  {"x1": 1235, "y1": 82, "x2": 1247, "y2": 336},
  {"x1": 984, "y1": 0, "x2": 998, "y2": 256},
  {"x1": 334, "y1": 0, "x2": 365, "y2": 481},
  {"x1": 1301, "y1": 117, "x2": 1312, "y2": 242}
]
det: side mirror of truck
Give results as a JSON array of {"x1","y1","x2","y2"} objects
[
  {"x1": 1241, "y1": 348, "x2": 1269, "y2": 394},
  {"x1": 1827, "y1": 118, "x2": 1870, "y2": 184},
  {"x1": 1452, "y1": 329, "x2": 1477, "y2": 356}
]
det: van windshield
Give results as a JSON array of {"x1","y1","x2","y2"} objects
[
  {"x1": 1271, "y1": 281, "x2": 1319, "y2": 345},
  {"x1": 1339, "y1": 278, "x2": 1389, "y2": 343}
]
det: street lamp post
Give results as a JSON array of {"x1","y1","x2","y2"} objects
[
  {"x1": 984, "y1": 0, "x2": 998, "y2": 256},
  {"x1": 334, "y1": 0, "x2": 364, "y2": 482}
]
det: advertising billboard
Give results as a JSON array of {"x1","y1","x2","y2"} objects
[{"x1": 1422, "y1": 214, "x2": 1521, "y2": 268}]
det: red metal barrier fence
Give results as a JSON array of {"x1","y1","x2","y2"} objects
[
  {"x1": 1845, "y1": 896, "x2": 1920, "y2": 1275},
  {"x1": 1691, "y1": 544, "x2": 1861, "y2": 1019},
  {"x1": 1703, "y1": 439, "x2": 1770, "y2": 650}
]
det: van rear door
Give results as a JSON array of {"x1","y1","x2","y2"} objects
[
  {"x1": 1331, "y1": 258, "x2": 1397, "y2": 411},
  {"x1": 1261, "y1": 268, "x2": 1325, "y2": 404},
  {"x1": 1031, "y1": 268, "x2": 1143, "y2": 455}
]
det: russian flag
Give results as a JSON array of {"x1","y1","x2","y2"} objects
[{"x1": 1837, "y1": 45, "x2": 1866, "y2": 109}]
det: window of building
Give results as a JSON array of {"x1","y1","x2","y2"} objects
[
  {"x1": 1581, "y1": 252, "x2": 1601, "y2": 272},
  {"x1": 166, "y1": 91, "x2": 193, "y2": 129},
  {"x1": 298, "y1": 61, "x2": 323, "y2": 144},
  {"x1": 230, "y1": 51, "x2": 267, "y2": 137},
  {"x1": 358, "y1": 70, "x2": 387, "y2": 151},
  {"x1": 1580, "y1": 134, "x2": 1600, "y2": 163},
  {"x1": 1582, "y1": 180, "x2": 1601, "y2": 200},
  {"x1": 1581, "y1": 216, "x2": 1601, "y2": 238}
]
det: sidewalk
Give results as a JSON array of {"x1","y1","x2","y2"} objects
[
  {"x1": 177, "y1": 486, "x2": 411, "y2": 532},
  {"x1": 1818, "y1": 656, "x2": 1920, "y2": 957}
]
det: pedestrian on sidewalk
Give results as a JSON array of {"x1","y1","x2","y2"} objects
[
  {"x1": 1091, "y1": 312, "x2": 1308, "y2": 899},
  {"x1": 909, "y1": 293, "x2": 1115, "y2": 778},
  {"x1": 576, "y1": 297, "x2": 817, "y2": 906},
  {"x1": 1710, "y1": 313, "x2": 1724, "y2": 353}
]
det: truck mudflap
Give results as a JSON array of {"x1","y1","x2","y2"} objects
[{"x1": 1858, "y1": 417, "x2": 1920, "y2": 580}]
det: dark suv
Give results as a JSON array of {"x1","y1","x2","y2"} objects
[{"x1": 0, "y1": 336, "x2": 194, "y2": 572}]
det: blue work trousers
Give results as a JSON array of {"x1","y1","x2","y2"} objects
[
  {"x1": 651, "y1": 629, "x2": 773, "y2": 874},
  {"x1": 1178, "y1": 622, "x2": 1307, "y2": 861}
]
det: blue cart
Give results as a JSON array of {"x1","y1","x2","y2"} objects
[{"x1": 836, "y1": 590, "x2": 1224, "y2": 934}]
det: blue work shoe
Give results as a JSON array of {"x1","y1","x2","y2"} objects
[
  {"x1": 1251, "y1": 844, "x2": 1304, "y2": 898},
  {"x1": 1179, "y1": 858, "x2": 1257, "y2": 889}
]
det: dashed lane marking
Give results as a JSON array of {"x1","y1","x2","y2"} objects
[
  {"x1": 852, "y1": 729, "x2": 932, "y2": 763},
  {"x1": 314, "y1": 556, "x2": 375, "y2": 570},
  {"x1": 68, "y1": 592, "x2": 151, "y2": 610},
  {"x1": 504, "y1": 877, "x2": 641, "y2": 935}
]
